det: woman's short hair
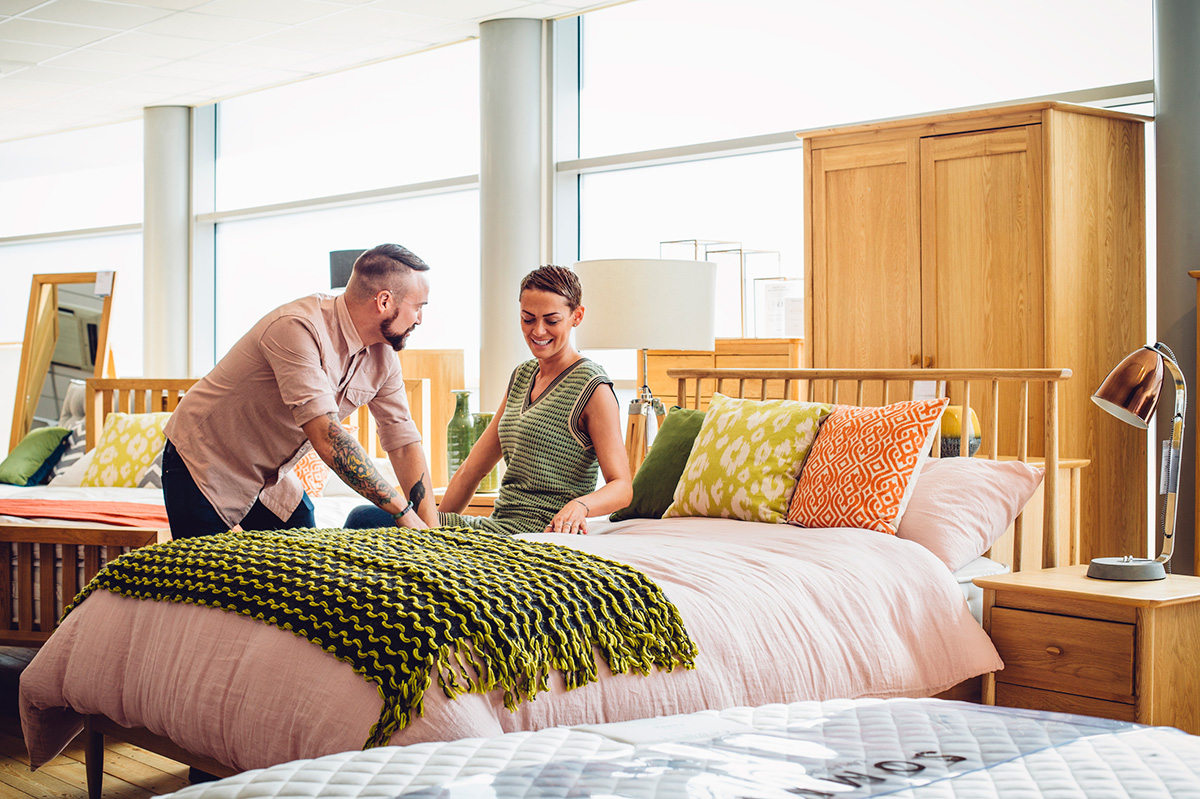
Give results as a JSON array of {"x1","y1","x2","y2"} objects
[{"x1": 519, "y1": 265, "x2": 582, "y2": 309}]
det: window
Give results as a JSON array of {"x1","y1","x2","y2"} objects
[
  {"x1": 579, "y1": 0, "x2": 1152, "y2": 156},
  {"x1": 579, "y1": 149, "x2": 804, "y2": 344},
  {"x1": 0, "y1": 121, "x2": 142, "y2": 237},
  {"x1": 217, "y1": 42, "x2": 480, "y2": 210},
  {"x1": 214, "y1": 190, "x2": 481, "y2": 386}
]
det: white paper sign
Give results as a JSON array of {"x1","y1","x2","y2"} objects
[
  {"x1": 94, "y1": 270, "x2": 114, "y2": 297},
  {"x1": 911, "y1": 380, "x2": 939, "y2": 401}
]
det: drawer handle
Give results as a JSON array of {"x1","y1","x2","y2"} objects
[{"x1": 1045, "y1": 646, "x2": 1062, "y2": 656}]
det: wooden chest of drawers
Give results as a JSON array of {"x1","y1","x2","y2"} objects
[{"x1": 975, "y1": 566, "x2": 1200, "y2": 734}]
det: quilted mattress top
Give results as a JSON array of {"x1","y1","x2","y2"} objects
[{"x1": 161, "y1": 697, "x2": 1200, "y2": 798}]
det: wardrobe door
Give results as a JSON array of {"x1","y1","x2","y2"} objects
[
  {"x1": 809, "y1": 139, "x2": 922, "y2": 380},
  {"x1": 920, "y1": 125, "x2": 1045, "y2": 455}
]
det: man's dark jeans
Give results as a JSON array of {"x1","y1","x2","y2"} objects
[{"x1": 161, "y1": 439, "x2": 315, "y2": 538}]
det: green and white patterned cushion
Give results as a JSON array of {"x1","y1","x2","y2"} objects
[
  {"x1": 663, "y1": 393, "x2": 831, "y2": 524},
  {"x1": 81, "y1": 412, "x2": 172, "y2": 488}
]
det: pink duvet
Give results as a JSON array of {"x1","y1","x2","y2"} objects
[{"x1": 20, "y1": 517, "x2": 1001, "y2": 771}]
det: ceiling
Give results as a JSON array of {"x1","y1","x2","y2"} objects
[{"x1": 0, "y1": 0, "x2": 613, "y2": 144}]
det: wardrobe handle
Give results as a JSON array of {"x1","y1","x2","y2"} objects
[
  {"x1": 911, "y1": 354, "x2": 920, "y2": 366},
  {"x1": 1045, "y1": 646, "x2": 1062, "y2": 656},
  {"x1": 924, "y1": 355, "x2": 935, "y2": 368}
]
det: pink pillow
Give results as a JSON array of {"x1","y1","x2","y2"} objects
[{"x1": 896, "y1": 458, "x2": 1044, "y2": 571}]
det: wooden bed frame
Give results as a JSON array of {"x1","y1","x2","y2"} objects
[
  {"x1": 0, "y1": 379, "x2": 193, "y2": 646},
  {"x1": 0, "y1": 376, "x2": 428, "y2": 647}
]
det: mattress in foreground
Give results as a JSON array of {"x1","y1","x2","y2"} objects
[
  {"x1": 159, "y1": 697, "x2": 1200, "y2": 798},
  {"x1": 21, "y1": 517, "x2": 1002, "y2": 772}
]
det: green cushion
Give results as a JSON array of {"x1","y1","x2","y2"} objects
[
  {"x1": 0, "y1": 426, "x2": 72, "y2": 487},
  {"x1": 611, "y1": 407, "x2": 706, "y2": 521}
]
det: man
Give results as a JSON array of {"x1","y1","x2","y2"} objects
[{"x1": 162, "y1": 243, "x2": 436, "y2": 539}]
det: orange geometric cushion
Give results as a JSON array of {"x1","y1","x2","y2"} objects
[
  {"x1": 292, "y1": 423, "x2": 359, "y2": 498},
  {"x1": 786, "y1": 398, "x2": 949, "y2": 535},
  {"x1": 293, "y1": 449, "x2": 330, "y2": 497}
]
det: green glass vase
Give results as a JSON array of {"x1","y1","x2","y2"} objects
[
  {"x1": 473, "y1": 412, "x2": 499, "y2": 492},
  {"x1": 446, "y1": 390, "x2": 475, "y2": 481}
]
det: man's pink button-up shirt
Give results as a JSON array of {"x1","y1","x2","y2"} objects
[{"x1": 164, "y1": 293, "x2": 420, "y2": 526}]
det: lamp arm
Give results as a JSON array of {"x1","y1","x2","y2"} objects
[{"x1": 1154, "y1": 344, "x2": 1187, "y2": 566}]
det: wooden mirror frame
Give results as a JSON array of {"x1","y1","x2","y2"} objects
[{"x1": 9, "y1": 272, "x2": 115, "y2": 452}]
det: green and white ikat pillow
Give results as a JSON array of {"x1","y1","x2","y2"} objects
[{"x1": 663, "y1": 392, "x2": 832, "y2": 524}]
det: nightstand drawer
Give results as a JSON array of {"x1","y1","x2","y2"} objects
[
  {"x1": 994, "y1": 683, "x2": 1136, "y2": 722},
  {"x1": 990, "y1": 607, "x2": 1135, "y2": 702}
]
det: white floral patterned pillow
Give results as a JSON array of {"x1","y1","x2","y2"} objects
[
  {"x1": 81, "y1": 412, "x2": 172, "y2": 488},
  {"x1": 663, "y1": 393, "x2": 831, "y2": 524}
]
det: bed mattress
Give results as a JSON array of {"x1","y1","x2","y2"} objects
[{"x1": 157, "y1": 697, "x2": 1200, "y2": 798}]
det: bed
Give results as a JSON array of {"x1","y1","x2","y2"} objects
[
  {"x1": 156, "y1": 696, "x2": 1200, "y2": 799},
  {"x1": 18, "y1": 367, "x2": 1080, "y2": 797}
]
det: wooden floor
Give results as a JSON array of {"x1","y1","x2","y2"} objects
[{"x1": 0, "y1": 646, "x2": 191, "y2": 798}]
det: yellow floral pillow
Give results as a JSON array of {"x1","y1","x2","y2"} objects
[
  {"x1": 663, "y1": 393, "x2": 831, "y2": 523},
  {"x1": 81, "y1": 412, "x2": 172, "y2": 488}
]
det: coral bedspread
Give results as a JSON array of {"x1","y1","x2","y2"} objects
[
  {"x1": 0, "y1": 499, "x2": 170, "y2": 527},
  {"x1": 20, "y1": 516, "x2": 1001, "y2": 773}
]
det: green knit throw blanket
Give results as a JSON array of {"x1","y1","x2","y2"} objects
[{"x1": 63, "y1": 526, "x2": 697, "y2": 748}]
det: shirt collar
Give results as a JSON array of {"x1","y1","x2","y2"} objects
[{"x1": 333, "y1": 293, "x2": 367, "y2": 356}]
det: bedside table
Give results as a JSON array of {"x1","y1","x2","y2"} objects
[{"x1": 974, "y1": 565, "x2": 1200, "y2": 734}]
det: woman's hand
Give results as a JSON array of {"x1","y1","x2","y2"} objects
[{"x1": 544, "y1": 498, "x2": 590, "y2": 534}]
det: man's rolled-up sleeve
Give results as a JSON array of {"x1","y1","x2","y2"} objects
[
  {"x1": 371, "y1": 367, "x2": 422, "y2": 452},
  {"x1": 259, "y1": 316, "x2": 340, "y2": 427}
]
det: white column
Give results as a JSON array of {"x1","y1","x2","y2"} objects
[
  {"x1": 479, "y1": 18, "x2": 544, "y2": 410},
  {"x1": 1154, "y1": 0, "x2": 1200, "y2": 574},
  {"x1": 143, "y1": 106, "x2": 191, "y2": 377}
]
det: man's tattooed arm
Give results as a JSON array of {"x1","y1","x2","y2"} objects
[{"x1": 310, "y1": 413, "x2": 404, "y2": 509}]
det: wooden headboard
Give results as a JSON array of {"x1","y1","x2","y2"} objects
[
  {"x1": 667, "y1": 367, "x2": 1082, "y2": 573},
  {"x1": 86, "y1": 377, "x2": 428, "y2": 459},
  {"x1": 86, "y1": 378, "x2": 196, "y2": 450}
]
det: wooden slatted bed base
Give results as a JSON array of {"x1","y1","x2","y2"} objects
[{"x1": 0, "y1": 525, "x2": 169, "y2": 647}]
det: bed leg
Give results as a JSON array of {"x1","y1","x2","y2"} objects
[{"x1": 85, "y1": 717, "x2": 104, "y2": 799}]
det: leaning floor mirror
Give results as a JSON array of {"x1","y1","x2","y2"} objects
[{"x1": 9, "y1": 272, "x2": 116, "y2": 452}]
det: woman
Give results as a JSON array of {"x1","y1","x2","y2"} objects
[{"x1": 345, "y1": 265, "x2": 631, "y2": 535}]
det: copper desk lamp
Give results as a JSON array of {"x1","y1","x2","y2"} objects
[{"x1": 1089, "y1": 342, "x2": 1186, "y2": 581}]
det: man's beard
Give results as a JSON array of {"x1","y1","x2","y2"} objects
[{"x1": 381, "y1": 308, "x2": 416, "y2": 351}]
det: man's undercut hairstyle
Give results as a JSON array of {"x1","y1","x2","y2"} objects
[
  {"x1": 519, "y1": 265, "x2": 582, "y2": 310},
  {"x1": 348, "y1": 243, "x2": 429, "y2": 300}
]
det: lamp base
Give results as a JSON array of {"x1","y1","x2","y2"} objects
[{"x1": 1086, "y1": 556, "x2": 1167, "y2": 581}]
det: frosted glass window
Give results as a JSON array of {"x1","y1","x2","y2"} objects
[
  {"x1": 0, "y1": 122, "x2": 142, "y2": 237},
  {"x1": 579, "y1": 149, "x2": 804, "y2": 355},
  {"x1": 213, "y1": 190, "x2": 481, "y2": 387},
  {"x1": 580, "y1": 0, "x2": 1152, "y2": 156},
  {"x1": 217, "y1": 42, "x2": 480, "y2": 210},
  {"x1": 0, "y1": 234, "x2": 145, "y2": 374}
]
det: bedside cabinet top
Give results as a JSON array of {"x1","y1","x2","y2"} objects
[{"x1": 974, "y1": 565, "x2": 1200, "y2": 607}]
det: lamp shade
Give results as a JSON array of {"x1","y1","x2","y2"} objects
[
  {"x1": 572, "y1": 259, "x2": 717, "y2": 351},
  {"x1": 1091, "y1": 345, "x2": 1164, "y2": 429}
]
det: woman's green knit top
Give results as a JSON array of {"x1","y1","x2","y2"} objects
[{"x1": 440, "y1": 358, "x2": 612, "y2": 535}]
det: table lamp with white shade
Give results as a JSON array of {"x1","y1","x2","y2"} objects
[
  {"x1": 573, "y1": 259, "x2": 717, "y2": 475},
  {"x1": 1089, "y1": 342, "x2": 1186, "y2": 581}
]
